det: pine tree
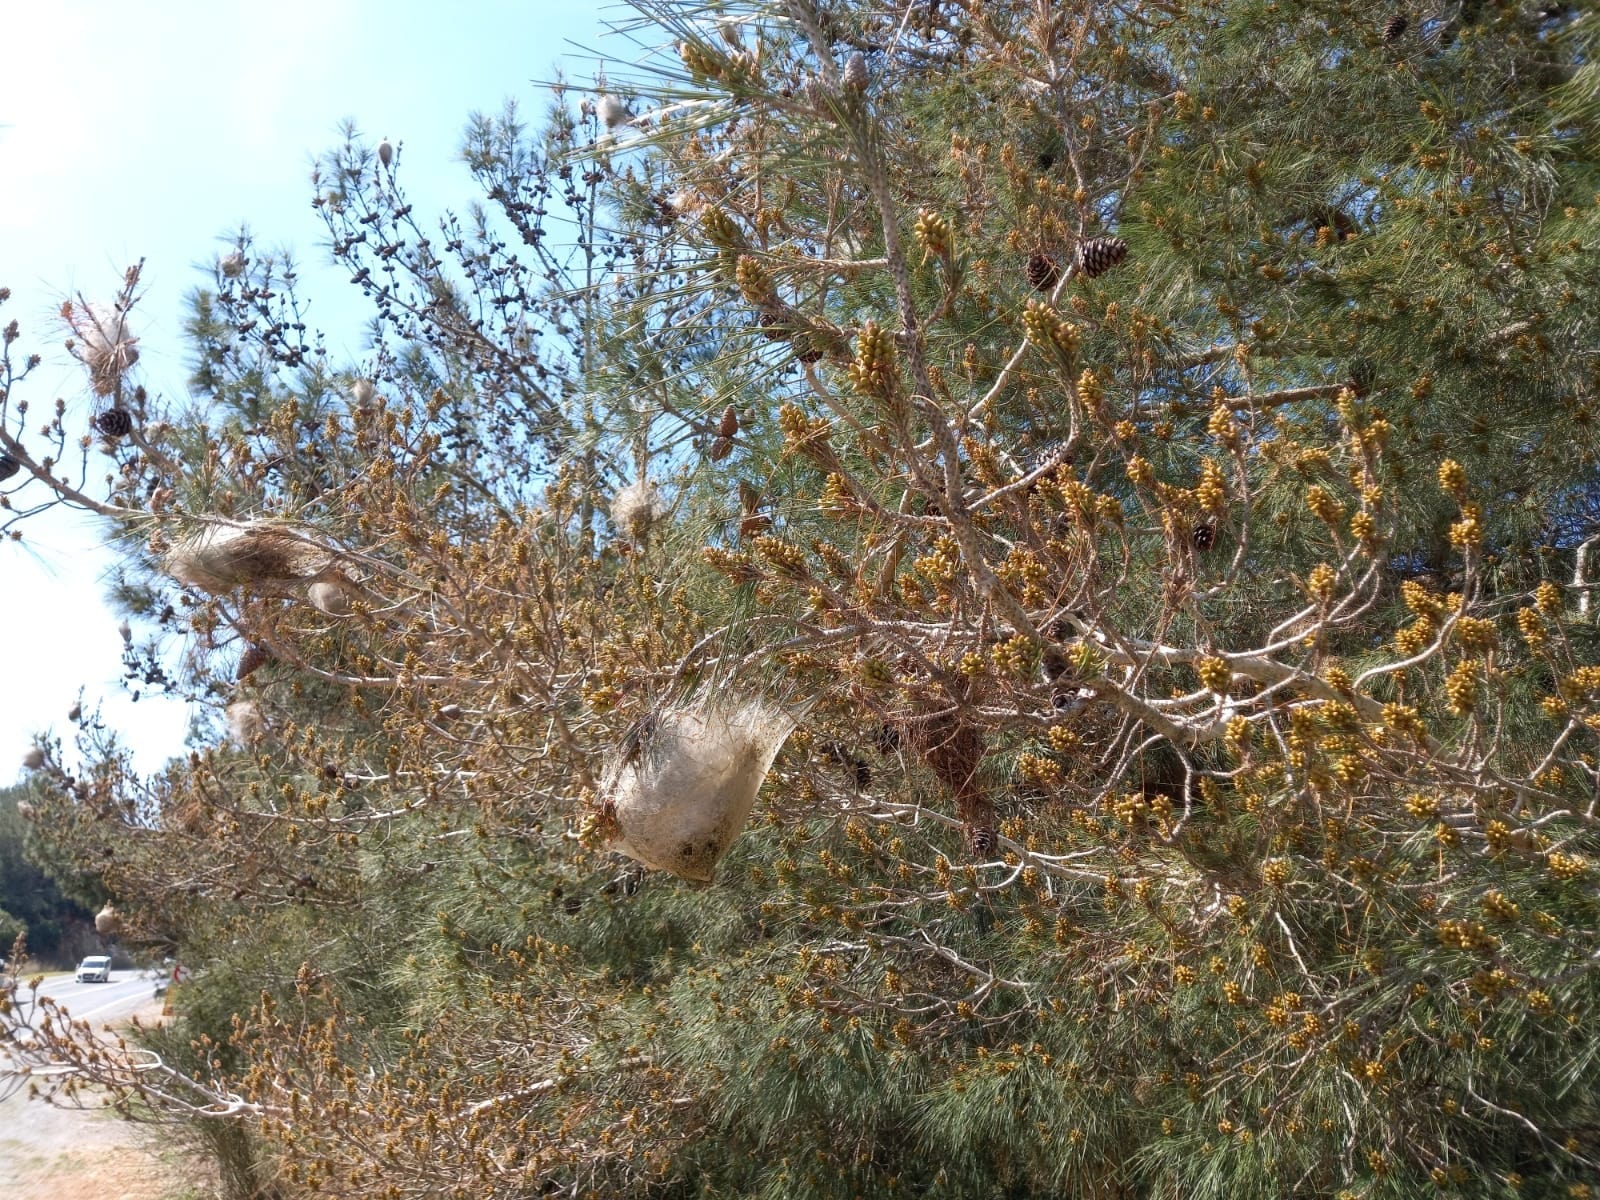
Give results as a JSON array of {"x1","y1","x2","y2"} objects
[{"x1": 4, "y1": 1, "x2": 1600, "y2": 1197}]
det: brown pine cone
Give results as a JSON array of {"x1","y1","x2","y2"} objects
[
  {"x1": 1026, "y1": 252, "x2": 1062, "y2": 292},
  {"x1": 1075, "y1": 236, "x2": 1129, "y2": 279},
  {"x1": 95, "y1": 408, "x2": 134, "y2": 437}
]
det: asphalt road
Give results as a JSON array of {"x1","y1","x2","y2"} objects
[
  {"x1": 8, "y1": 969, "x2": 163, "y2": 1034},
  {"x1": 0, "y1": 972, "x2": 177, "y2": 1199}
]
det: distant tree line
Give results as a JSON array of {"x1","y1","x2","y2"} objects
[{"x1": 0, "y1": 783, "x2": 96, "y2": 967}]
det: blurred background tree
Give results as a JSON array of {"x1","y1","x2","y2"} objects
[
  {"x1": 5, "y1": 1, "x2": 1600, "y2": 1197},
  {"x1": 0, "y1": 783, "x2": 95, "y2": 967}
]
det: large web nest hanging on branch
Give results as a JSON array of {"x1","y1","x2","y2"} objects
[
  {"x1": 598, "y1": 697, "x2": 800, "y2": 882},
  {"x1": 164, "y1": 521, "x2": 360, "y2": 609}
]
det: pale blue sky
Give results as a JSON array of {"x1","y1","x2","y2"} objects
[{"x1": 1, "y1": 0, "x2": 618, "y2": 779}]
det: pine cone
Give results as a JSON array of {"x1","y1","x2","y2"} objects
[
  {"x1": 237, "y1": 645, "x2": 271, "y2": 681},
  {"x1": 718, "y1": 405, "x2": 739, "y2": 439},
  {"x1": 1076, "y1": 236, "x2": 1129, "y2": 279},
  {"x1": 966, "y1": 825, "x2": 998, "y2": 857},
  {"x1": 759, "y1": 309, "x2": 790, "y2": 341},
  {"x1": 95, "y1": 408, "x2": 133, "y2": 438},
  {"x1": 1024, "y1": 443, "x2": 1072, "y2": 492},
  {"x1": 0, "y1": 452, "x2": 19, "y2": 482},
  {"x1": 792, "y1": 332, "x2": 824, "y2": 364},
  {"x1": 1193, "y1": 522, "x2": 1217, "y2": 552},
  {"x1": 709, "y1": 436, "x2": 734, "y2": 461},
  {"x1": 1382, "y1": 13, "x2": 1408, "y2": 42},
  {"x1": 1026, "y1": 252, "x2": 1062, "y2": 292},
  {"x1": 841, "y1": 51, "x2": 869, "y2": 93}
]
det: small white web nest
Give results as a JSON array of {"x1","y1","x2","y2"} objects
[
  {"x1": 605, "y1": 699, "x2": 797, "y2": 882},
  {"x1": 611, "y1": 479, "x2": 666, "y2": 543},
  {"x1": 596, "y1": 94, "x2": 630, "y2": 129},
  {"x1": 165, "y1": 522, "x2": 337, "y2": 598},
  {"x1": 66, "y1": 302, "x2": 140, "y2": 397},
  {"x1": 225, "y1": 700, "x2": 266, "y2": 747},
  {"x1": 307, "y1": 579, "x2": 357, "y2": 616},
  {"x1": 95, "y1": 903, "x2": 121, "y2": 935}
]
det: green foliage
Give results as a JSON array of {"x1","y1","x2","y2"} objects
[{"x1": 5, "y1": 1, "x2": 1600, "y2": 1198}]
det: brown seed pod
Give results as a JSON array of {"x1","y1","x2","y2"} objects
[
  {"x1": 709, "y1": 436, "x2": 734, "y2": 461},
  {"x1": 718, "y1": 405, "x2": 739, "y2": 438}
]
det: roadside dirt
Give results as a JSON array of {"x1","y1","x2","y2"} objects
[{"x1": 0, "y1": 998, "x2": 213, "y2": 1199}]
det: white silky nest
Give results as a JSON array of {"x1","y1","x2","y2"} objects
[
  {"x1": 165, "y1": 522, "x2": 338, "y2": 598},
  {"x1": 225, "y1": 700, "x2": 266, "y2": 747},
  {"x1": 611, "y1": 479, "x2": 666, "y2": 543},
  {"x1": 606, "y1": 700, "x2": 798, "y2": 882}
]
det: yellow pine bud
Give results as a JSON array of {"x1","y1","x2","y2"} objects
[
  {"x1": 1445, "y1": 660, "x2": 1479, "y2": 715},
  {"x1": 855, "y1": 657, "x2": 893, "y2": 690},
  {"x1": 1196, "y1": 459, "x2": 1228, "y2": 514},
  {"x1": 1196, "y1": 656, "x2": 1231, "y2": 693},
  {"x1": 1305, "y1": 485, "x2": 1345, "y2": 525},
  {"x1": 1547, "y1": 851, "x2": 1589, "y2": 880},
  {"x1": 679, "y1": 39, "x2": 725, "y2": 80},
  {"x1": 1402, "y1": 580, "x2": 1446, "y2": 620},
  {"x1": 1224, "y1": 715, "x2": 1252, "y2": 752},
  {"x1": 1405, "y1": 792, "x2": 1439, "y2": 819},
  {"x1": 734, "y1": 254, "x2": 775, "y2": 305},
  {"x1": 1449, "y1": 504, "x2": 1482, "y2": 550},
  {"x1": 1437, "y1": 458, "x2": 1468, "y2": 501},
  {"x1": 1076, "y1": 368, "x2": 1105, "y2": 412},
  {"x1": 1453, "y1": 616, "x2": 1498, "y2": 653},
  {"x1": 848, "y1": 320, "x2": 898, "y2": 399},
  {"x1": 702, "y1": 207, "x2": 743, "y2": 250},
  {"x1": 1517, "y1": 608, "x2": 1546, "y2": 649},
  {"x1": 818, "y1": 473, "x2": 856, "y2": 517},
  {"x1": 1384, "y1": 704, "x2": 1427, "y2": 739},
  {"x1": 1207, "y1": 404, "x2": 1239, "y2": 449},
  {"x1": 913, "y1": 209, "x2": 952, "y2": 259},
  {"x1": 1306, "y1": 563, "x2": 1337, "y2": 603}
]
